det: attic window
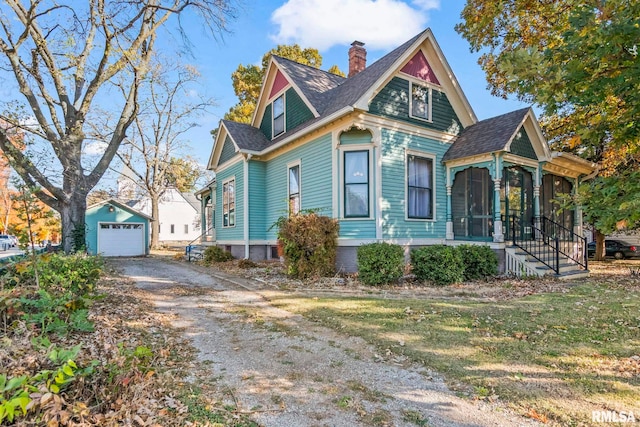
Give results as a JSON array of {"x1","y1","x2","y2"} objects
[
  {"x1": 273, "y1": 94, "x2": 285, "y2": 137},
  {"x1": 410, "y1": 82, "x2": 431, "y2": 122}
]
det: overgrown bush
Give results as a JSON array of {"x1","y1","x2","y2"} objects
[
  {"x1": 203, "y1": 246, "x2": 233, "y2": 263},
  {"x1": 457, "y1": 244, "x2": 498, "y2": 281},
  {"x1": 1, "y1": 253, "x2": 103, "y2": 296},
  {"x1": 277, "y1": 212, "x2": 339, "y2": 279},
  {"x1": 0, "y1": 254, "x2": 103, "y2": 337},
  {"x1": 357, "y1": 242, "x2": 404, "y2": 286},
  {"x1": 411, "y1": 245, "x2": 464, "y2": 286}
]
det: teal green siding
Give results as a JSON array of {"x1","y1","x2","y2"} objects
[
  {"x1": 510, "y1": 127, "x2": 538, "y2": 160},
  {"x1": 219, "y1": 135, "x2": 237, "y2": 166},
  {"x1": 264, "y1": 133, "x2": 333, "y2": 240},
  {"x1": 380, "y1": 128, "x2": 447, "y2": 239},
  {"x1": 370, "y1": 77, "x2": 463, "y2": 135},
  {"x1": 85, "y1": 204, "x2": 149, "y2": 256},
  {"x1": 248, "y1": 161, "x2": 267, "y2": 240},
  {"x1": 340, "y1": 220, "x2": 376, "y2": 238},
  {"x1": 260, "y1": 104, "x2": 273, "y2": 139},
  {"x1": 340, "y1": 129, "x2": 371, "y2": 145},
  {"x1": 259, "y1": 89, "x2": 313, "y2": 140},
  {"x1": 215, "y1": 161, "x2": 244, "y2": 242},
  {"x1": 285, "y1": 88, "x2": 314, "y2": 130}
]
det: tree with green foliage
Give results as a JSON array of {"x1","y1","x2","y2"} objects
[
  {"x1": 456, "y1": 0, "x2": 640, "y2": 259},
  {"x1": 0, "y1": 1, "x2": 237, "y2": 253},
  {"x1": 223, "y1": 44, "x2": 344, "y2": 123}
]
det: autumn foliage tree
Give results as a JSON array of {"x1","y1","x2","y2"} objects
[
  {"x1": 0, "y1": 1, "x2": 236, "y2": 252},
  {"x1": 456, "y1": 0, "x2": 640, "y2": 258}
]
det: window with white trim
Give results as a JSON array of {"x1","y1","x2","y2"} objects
[
  {"x1": 170, "y1": 224, "x2": 175, "y2": 234},
  {"x1": 407, "y1": 154, "x2": 433, "y2": 219},
  {"x1": 184, "y1": 224, "x2": 189, "y2": 234},
  {"x1": 344, "y1": 150, "x2": 370, "y2": 218},
  {"x1": 410, "y1": 82, "x2": 431, "y2": 121},
  {"x1": 288, "y1": 163, "x2": 300, "y2": 215},
  {"x1": 222, "y1": 178, "x2": 235, "y2": 227},
  {"x1": 273, "y1": 95, "x2": 285, "y2": 137}
]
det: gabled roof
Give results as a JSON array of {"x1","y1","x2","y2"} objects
[
  {"x1": 181, "y1": 192, "x2": 200, "y2": 212},
  {"x1": 86, "y1": 198, "x2": 152, "y2": 220},
  {"x1": 442, "y1": 108, "x2": 539, "y2": 161},
  {"x1": 321, "y1": 30, "x2": 427, "y2": 117},
  {"x1": 272, "y1": 56, "x2": 345, "y2": 115},
  {"x1": 222, "y1": 119, "x2": 271, "y2": 152},
  {"x1": 210, "y1": 28, "x2": 478, "y2": 166}
]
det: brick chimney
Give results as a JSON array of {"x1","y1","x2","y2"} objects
[{"x1": 348, "y1": 41, "x2": 366, "y2": 77}]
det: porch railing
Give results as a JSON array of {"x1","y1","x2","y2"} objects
[
  {"x1": 185, "y1": 225, "x2": 215, "y2": 262},
  {"x1": 509, "y1": 215, "x2": 587, "y2": 275},
  {"x1": 540, "y1": 216, "x2": 588, "y2": 271}
]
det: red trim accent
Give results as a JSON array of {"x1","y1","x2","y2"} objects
[
  {"x1": 400, "y1": 51, "x2": 440, "y2": 85},
  {"x1": 269, "y1": 70, "x2": 290, "y2": 99}
]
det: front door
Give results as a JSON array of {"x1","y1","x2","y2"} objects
[{"x1": 501, "y1": 166, "x2": 533, "y2": 240}]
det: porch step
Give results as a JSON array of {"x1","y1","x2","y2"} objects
[{"x1": 506, "y1": 246, "x2": 589, "y2": 279}]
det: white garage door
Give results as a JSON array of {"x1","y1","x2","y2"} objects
[{"x1": 98, "y1": 223, "x2": 145, "y2": 256}]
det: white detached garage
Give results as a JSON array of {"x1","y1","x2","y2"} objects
[{"x1": 86, "y1": 199, "x2": 151, "y2": 257}]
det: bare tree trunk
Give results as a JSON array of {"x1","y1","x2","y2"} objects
[
  {"x1": 60, "y1": 193, "x2": 88, "y2": 253},
  {"x1": 595, "y1": 229, "x2": 605, "y2": 261},
  {"x1": 150, "y1": 196, "x2": 160, "y2": 249}
]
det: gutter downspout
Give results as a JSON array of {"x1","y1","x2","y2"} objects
[{"x1": 244, "y1": 154, "x2": 252, "y2": 259}]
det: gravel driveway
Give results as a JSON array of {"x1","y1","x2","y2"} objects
[{"x1": 116, "y1": 256, "x2": 538, "y2": 427}]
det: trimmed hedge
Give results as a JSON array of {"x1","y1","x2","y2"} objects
[
  {"x1": 357, "y1": 242, "x2": 404, "y2": 286},
  {"x1": 457, "y1": 244, "x2": 498, "y2": 281},
  {"x1": 411, "y1": 245, "x2": 464, "y2": 286}
]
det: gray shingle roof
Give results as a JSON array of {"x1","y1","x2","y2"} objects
[
  {"x1": 222, "y1": 119, "x2": 271, "y2": 151},
  {"x1": 218, "y1": 30, "x2": 429, "y2": 154},
  {"x1": 272, "y1": 56, "x2": 345, "y2": 114},
  {"x1": 442, "y1": 108, "x2": 530, "y2": 161}
]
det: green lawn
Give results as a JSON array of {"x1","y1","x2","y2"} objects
[{"x1": 268, "y1": 269, "x2": 640, "y2": 426}]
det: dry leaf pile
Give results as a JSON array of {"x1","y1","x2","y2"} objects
[{"x1": 1, "y1": 271, "x2": 217, "y2": 427}]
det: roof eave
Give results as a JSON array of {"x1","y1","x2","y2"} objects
[{"x1": 259, "y1": 106, "x2": 355, "y2": 156}]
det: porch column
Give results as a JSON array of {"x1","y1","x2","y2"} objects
[
  {"x1": 573, "y1": 177, "x2": 583, "y2": 237},
  {"x1": 533, "y1": 185, "x2": 541, "y2": 231},
  {"x1": 446, "y1": 185, "x2": 454, "y2": 240},
  {"x1": 492, "y1": 179, "x2": 504, "y2": 242}
]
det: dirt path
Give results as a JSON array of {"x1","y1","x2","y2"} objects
[{"x1": 115, "y1": 256, "x2": 539, "y2": 427}]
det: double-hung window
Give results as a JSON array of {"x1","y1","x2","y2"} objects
[
  {"x1": 410, "y1": 82, "x2": 431, "y2": 121},
  {"x1": 288, "y1": 164, "x2": 300, "y2": 215},
  {"x1": 222, "y1": 178, "x2": 235, "y2": 227},
  {"x1": 273, "y1": 95, "x2": 285, "y2": 137},
  {"x1": 407, "y1": 154, "x2": 433, "y2": 219},
  {"x1": 344, "y1": 151, "x2": 369, "y2": 217}
]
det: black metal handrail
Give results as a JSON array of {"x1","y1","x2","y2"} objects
[
  {"x1": 540, "y1": 216, "x2": 588, "y2": 270},
  {"x1": 511, "y1": 215, "x2": 559, "y2": 273},
  {"x1": 510, "y1": 215, "x2": 588, "y2": 275}
]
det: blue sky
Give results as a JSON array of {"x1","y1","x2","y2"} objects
[
  {"x1": 91, "y1": 0, "x2": 532, "y2": 190},
  {"x1": 172, "y1": 0, "x2": 531, "y2": 168}
]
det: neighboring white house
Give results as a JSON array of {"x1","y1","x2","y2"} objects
[
  {"x1": 117, "y1": 165, "x2": 202, "y2": 245},
  {"x1": 127, "y1": 188, "x2": 202, "y2": 244}
]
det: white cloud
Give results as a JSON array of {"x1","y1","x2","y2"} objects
[
  {"x1": 270, "y1": 0, "x2": 439, "y2": 51},
  {"x1": 83, "y1": 141, "x2": 108, "y2": 155}
]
